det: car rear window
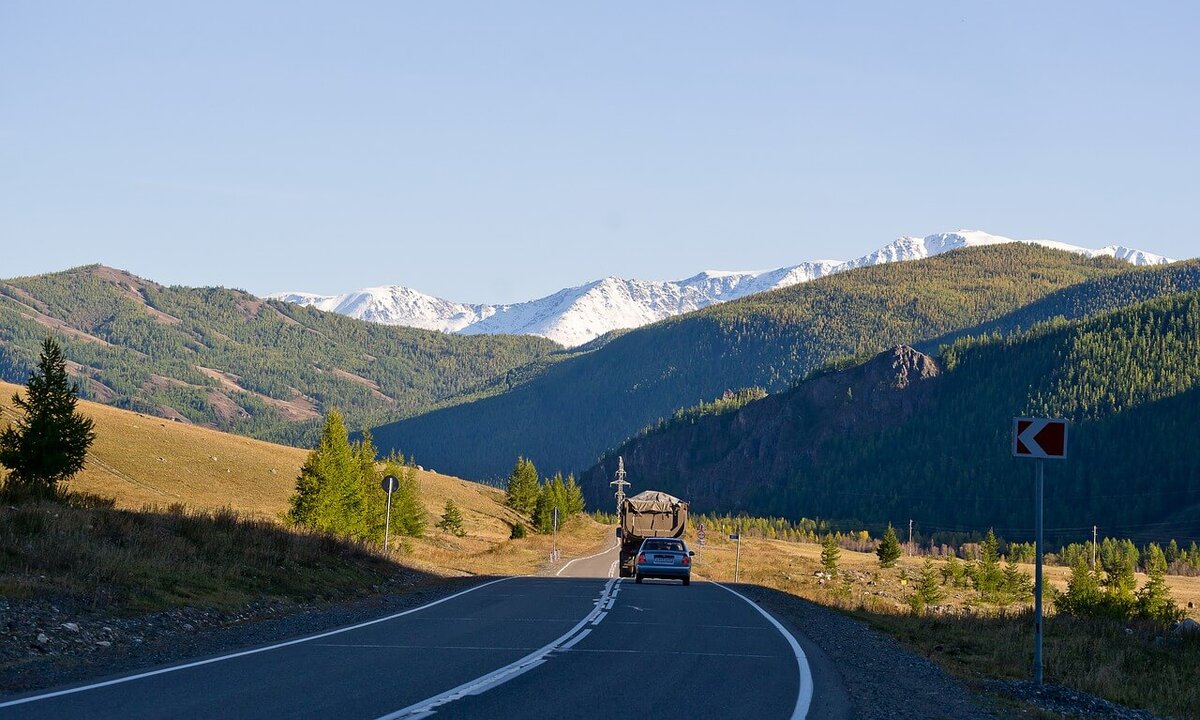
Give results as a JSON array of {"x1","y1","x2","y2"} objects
[{"x1": 643, "y1": 540, "x2": 683, "y2": 551}]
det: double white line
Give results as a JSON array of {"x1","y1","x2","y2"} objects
[{"x1": 377, "y1": 578, "x2": 619, "y2": 719}]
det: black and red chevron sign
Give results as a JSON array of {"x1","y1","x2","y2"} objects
[{"x1": 1012, "y1": 418, "x2": 1068, "y2": 460}]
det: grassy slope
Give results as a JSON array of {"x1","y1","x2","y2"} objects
[
  {"x1": 0, "y1": 381, "x2": 611, "y2": 607},
  {"x1": 694, "y1": 535, "x2": 1199, "y2": 719}
]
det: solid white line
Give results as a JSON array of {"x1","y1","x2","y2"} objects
[
  {"x1": 590, "y1": 611, "x2": 608, "y2": 625},
  {"x1": 555, "y1": 541, "x2": 619, "y2": 577},
  {"x1": 712, "y1": 582, "x2": 813, "y2": 720},
  {"x1": 0, "y1": 577, "x2": 517, "y2": 710}
]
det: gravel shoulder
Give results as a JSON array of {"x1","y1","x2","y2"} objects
[
  {"x1": 737, "y1": 584, "x2": 998, "y2": 720},
  {"x1": 0, "y1": 572, "x2": 483, "y2": 698}
]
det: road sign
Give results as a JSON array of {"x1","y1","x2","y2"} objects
[
  {"x1": 1012, "y1": 418, "x2": 1068, "y2": 459},
  {"x1": 729, "y1": 533, "x2": 740, "y2": 540},
  {"x1": 381, "y1": 475, "x2": 400, "y2": 493}
]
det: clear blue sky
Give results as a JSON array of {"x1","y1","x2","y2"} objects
[{"x1": 2, "y1": 2, "x2": 1197, "y2": 303}]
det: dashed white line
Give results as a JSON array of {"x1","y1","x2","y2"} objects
[
  {"x1": 376, "y1": 578, "x2": 617, "y2": 719},
  {"x1": 590, "y1": 611, "x2": 608, "y2": 625}
]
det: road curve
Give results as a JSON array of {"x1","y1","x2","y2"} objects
[{"x1": 1, "y1": 545, "x2": 820, "y2": 719}]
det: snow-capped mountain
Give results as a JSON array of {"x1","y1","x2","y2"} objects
[{"x1": 269, "y1": 231, "x2": 1175, "y2": 347}]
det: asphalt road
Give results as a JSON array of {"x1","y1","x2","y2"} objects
[{"x1": 0, "y1": 545, "x2": 832, "y2": 719}]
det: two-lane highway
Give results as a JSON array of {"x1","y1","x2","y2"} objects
[{"x1": 0, "y1": 545, "x2": 814, "y2": 719}]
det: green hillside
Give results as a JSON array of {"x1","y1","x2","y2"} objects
[
  {"x1": 372, "y1": 245, "x2": 1136, "y2": 479},
  {"x1": 0, "y1": 265, "x2": 558, "y2": 446},
  {"x1": 582, "y1": 290, "x2": 1200, "y2": 543}
]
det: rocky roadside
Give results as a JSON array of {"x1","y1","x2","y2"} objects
[{"x1": 0, "y1": 572, "x2": 482, "y2": 698}]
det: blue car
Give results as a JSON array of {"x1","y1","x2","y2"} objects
[{"x1": 634, "y1": 538, "x2": 694, "y2": 585}]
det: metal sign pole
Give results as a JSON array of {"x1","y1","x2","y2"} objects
[
  {"x1": 384, "y1": 486, "x2": 394, "y2": 553},
  {"x1": 735, "y1": 533, "x2": 741, "y2": 583},
  {"x1": 1034, "y1": 458, "x2": 1044, "y2": 685},
  {"x1": 553, "y1": 507, "x2": 559, "y2": 562}
]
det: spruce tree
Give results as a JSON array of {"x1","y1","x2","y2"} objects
[
  {"x1": 383, "y1": 453, "x2": 425, "y2": 538},
  {"x1": 0, "y1": 338, "x2": 96, "y2": 500},
  {"x1": 505, "y1": 457, "x2": 539, "y2": 514},
  {"x1": 877, "y1": 524, "x2": 902, "y2": 568},
  {"x1": 565, "y1": 473, "x2": 586, "y2": 515},
  {"x1": 1055, "y1": 555, "x2": 1102, "y2": 616},
  {"x1": 438, "y1": 499, "x2": 466, "y2": 537},
  {"x1": 288, "y1": 410, "x2": 362, "y2": 536},
  {"x1": 532, "y1": 482, "x2": 554, "y2": 533},
  {"x1": 1136, "y1": 543, "x2": 1182, "y2": 623},
  {"x1": 910, "y1": 558, "x2": 945, "y2": 614},
  {"x1": 820, "y1": 534, "x2": 841, "y2": 575},
  {"x1": 974, "y1": 529, "x2": 1004, "y2": 601}
]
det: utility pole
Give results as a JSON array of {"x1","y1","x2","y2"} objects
[
  {"x1": 1092, "y1": 525, "x2": 1098, "y2": 571},
  {"x1": 610, "y1": 456, "x2": 630, "y2": 512}
]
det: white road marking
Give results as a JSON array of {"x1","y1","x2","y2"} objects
[
  {"x1": 567, "y1": 648, "x2": 780, "y2": 659},
  {"x1": 376, "y1": 578, "x2": 617, "y2": 719},
  {"x1": 590, "y1": 611, "x2": 608, "y2": 625},
  {"x1": 558, "y1": 628, "x2": 591, "y2": 651},
  {"x1": 713, "y1": 582, "x2": 814, "y2": 720},
  {"x1": 554, "y1": 541, "x2": 619, "y2": 576},
  {"x1": 0, "y1": 577, "x2": 518, "y2": 711},
  {"x1": 608, "y1": 559, "x2": 618, "y2": 578}
]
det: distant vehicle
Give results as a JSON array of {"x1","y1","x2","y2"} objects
[
  {"x1": 617, "y1": 489, "x2": 688, "y2": 578},
  {"x1": 634, "y1": 537, "x2": 694, "y2": 585}
]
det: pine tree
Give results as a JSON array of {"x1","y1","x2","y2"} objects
[
  {"x1": 1002, "y1": 558, "x2": 1033, "y2": 603},
  {"x1": 564, "y1": 473, "x2": 586, "y2": 515},
  {"x1": 910, "y1": 558, "x2": 945, "y2": 614},
  {"x1": 1055, "y1": 555, "x2": 1102, "y2": 617},
  {"x1": 1136, "y1": 543, "x2": 1182, "y2": 624},
  {"x1": 505, "y1": 457, "x2": 539, "y2": 514},
  {"x1": 532, "y1": 482, "x2": 554, "y2": 533},
  {"x1": 820, "y1": 534, "x2": 840, "y2": 575},
  {"x1": 287, "y1": 410, "x2": 363, "y2": 537},
  {"x1": 437, "y1": 499, "x2": 466, "y2": 537},
  {"x1": 0, "y1": 338, "x2": 96, "y2": 500},
  {"x1": 974, "y1": 529, "x2": 1004, "y2": 601},
  {"x1": 383, "y1": 453, "x2": 425, "y2": 538},
  {"x1": 877, "y1": 524, "x2": 902, "y2": 568}
]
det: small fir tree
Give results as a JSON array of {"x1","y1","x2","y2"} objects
[
  {"x1": 974, "y1": 529, "x2": 1004, "y2": 601},
  {"x1": 820, "y1": 534, "x2": 841, "y2": 575},
  {"x1": 910, "y1": 558, "x2": 945, "y2": 614},
  {"x1": 1054, "y1": 555, "x2": 1103, "y2": 617},
  {"x1": 1136, "y1": 543, "x2": 1183, "y2": 624},
  {"x1": 383, "y1": 453, "x2": 425, "y2": 538},
  {"x1": 437, "y1": 499, "x2": 466, "y2": 537},
  {"x1": 877, "y1": 524, "x2": 902, "y2": 568},
  {"x1": 0, "y1": 338, "x2": 96, "y2": 500},
  {"x1": 288, "y1": 410, "x2": 368, "y2": 538},
  {"x1": 505, "y1": 457, "x2": 539, "y2": 514}
]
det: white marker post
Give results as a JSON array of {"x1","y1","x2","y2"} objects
[
  {"x1": 731, "y1": 532, "x2": 742, "y2": 583},
  {"x1": 1012, "y1": 417, "x2": 1068, "y2": 685},
  {"x1": 381, "y1": 474, "x2": 400, "y2": 553}
]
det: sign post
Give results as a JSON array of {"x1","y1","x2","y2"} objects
[
  {"x1": 730, "y1": 533, "x2": 742, "y2": 582},
  {"x1": 552, "y1": 507, "x2": 559, "y2": 563},
  {"x1": 381, "y1": 474, "x2": 400, "y2": 553},
  {"x1": 1012, "y1": 417, "x2": 1068, "y2": 685}
]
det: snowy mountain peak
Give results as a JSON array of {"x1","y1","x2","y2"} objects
[{"x1": 270, "y1": 231, "x2": 1177, "y2": 347}]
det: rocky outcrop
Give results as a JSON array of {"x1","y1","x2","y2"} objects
[{"x1": 583, "y1": 346, "x2": 941, "y2": 511}]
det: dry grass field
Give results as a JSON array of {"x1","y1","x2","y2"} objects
[{"x1": 0, "y1": 381, "x2": 611, "y2": 583}]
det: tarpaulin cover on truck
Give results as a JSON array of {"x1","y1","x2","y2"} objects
[{"x1": 621, "y1": 491, "x2": 688, "y2": 539}]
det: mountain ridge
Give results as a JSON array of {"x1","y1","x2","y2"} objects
[{"x1": 271, "y1": 230, "x2": 1174, "y2": 346}]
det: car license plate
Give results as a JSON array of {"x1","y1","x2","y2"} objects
[{"x1": 653, "y1": 557, "x2": 673, "y2": 565}]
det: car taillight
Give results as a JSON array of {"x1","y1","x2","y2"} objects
[
  {"x1": 638, "y1": 554, "x2": 646, "y2": 563},
  {"x1": 681, "y1": 555, "x2": 690, "y2": 565}
]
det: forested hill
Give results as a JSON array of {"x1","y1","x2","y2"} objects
[
  {"x1": 582, "y1": 291, "x2": 1200, "y2": 543},
  {"x1": 0, "y1": 265, "x2": 558, "y2": 446},
  {"x1": 371, "y1": 244, "x2": 1140, "y2": 480}
]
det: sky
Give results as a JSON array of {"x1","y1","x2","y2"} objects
[{"x1": 2, "y1": 2, "x2": 1197, "y2": 303}]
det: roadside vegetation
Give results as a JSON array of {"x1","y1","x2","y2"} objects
[{"x1": 690, "y1": 531, "x2": 1200, "y2": 719}]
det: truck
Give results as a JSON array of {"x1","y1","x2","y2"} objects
[{"x1": 617, "y1": 490, "x2": 689, "y2": 578}]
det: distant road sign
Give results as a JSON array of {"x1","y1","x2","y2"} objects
[
  {"x1": 1013, "y1": 418, "x2": 1068, "y2": 460},
  {"x1": 729, "y1": 534, "x2": 740, "y2": 541},
  {"x1": 381, "y1": 475, "x2": 400, "y2": 493}
]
